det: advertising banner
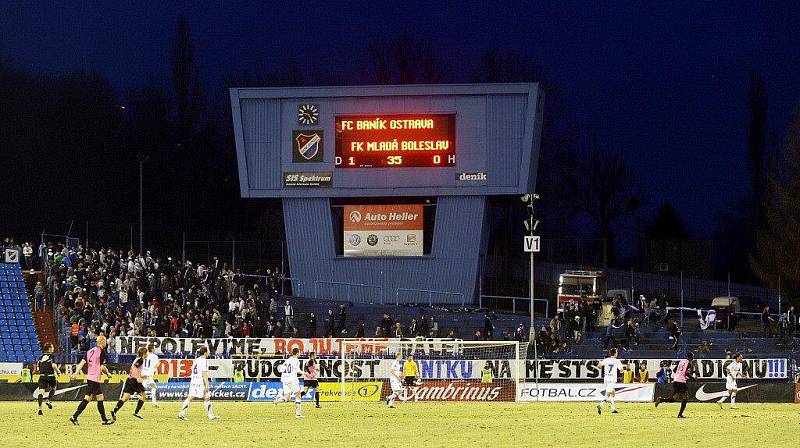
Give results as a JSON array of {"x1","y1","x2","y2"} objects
[
  {"x1": 283, "y1": 171, "x2": 332, "y2": 187},
  {"x1": 517, "y1": 383, "x2": 654, "y2": 402},
  {"x1": 0, "y1": 362, "x2": 23, "y2": 376},
  {"x1": 246, "y1": 381, "x2": 315, "y2": 402},
  {"x1": 150, "y1": 382, "x2": 250, "y2": 401},
  {"x1": 654, "y1": 382, "x2": 795, "y2": 403},
  {"x1": 0, "y1": 382, "x2": 123, "y2": 401},
  {"x1": 343, "y1": 204, "x2": 423, "y2": 256},
  {"x1": 380, "y1": 380, "x2": 515, "y2": 402},
  {"x1": 113, "y1": 336, "x2": 468, "y2": 356},
  {"x1": 524, "y1": 358, "x2": 788, "y2": 381},
  {"x1": 316, "y1": 381, "x2": 383, "y2": 402}
]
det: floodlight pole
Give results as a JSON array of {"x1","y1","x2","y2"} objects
[{"x1": 530, "y1": 235, "x2": 535, "y2": 340}]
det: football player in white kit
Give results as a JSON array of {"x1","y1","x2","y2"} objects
[
  {"x1": 597, "y1": 347, "x2": 624, "y2": 415},
  {"x1": 141, "y1": 343, "x2": 159, "y2": 407},
  {"x1": 385, "y1": 352, "x2": 404, "y2": 408},
  {"x1": 274, "y1": 348, "x2": 303, "y2": 417},
  {"x1": 178, "y1": 346, "x2": 219, "y2": 420},
  {"x1": 718, "y1": 353, "x2": 745, "y2": 408}
]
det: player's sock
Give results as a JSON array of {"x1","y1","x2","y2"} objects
[
  {"x1": 37, "y1": 394, "x2": 43, "y2": 409},
  {"x1": 598, "y1": 397, "x2": 607, "y2": 407},
  {"x1": 730, "y1": 395, "x2": 736, "y2": 405},
  {"x1": 314, "y1": 390, "x2": 319, "y2": 407},
  {"x1": 73, "y1": 399, "x2": 88, "y2": 418},
  {"x1": 97, "y1": 401, "x2": 108, "y2": 421},
  {"x1": 135, "y1": 400, "x2": 144, "y2": 415},
  {"x1": 151, "y1": 387, "x2": 158, "y2": 405},
  {"x1": 180, "y1": 399, "x2": 190, "y2": 412},
  {"x1": 610, "y1": 397, "x2": 616, "y2": 411},
  {"x1": 295, "y1": 399, "x2": 301, "y2": 416},
  {"x1": 678, "y1": 399, "x2": 687, "y2": 417},
  {"x1": 113, "y1": 400, "x2": 124, "y2": 413},
  {"x1": 203, "y1": 401, "x2": 212, "y2": 417},
  {"x1": 48, "y1": 389, "x2": 54, "y2": 403}
]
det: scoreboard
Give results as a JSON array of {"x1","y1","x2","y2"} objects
[
  {"x1": 230, "y1": 83, "x2": 543, "y2": 198},
  {"x1": 230, "y1": 83, "x2": 543, "y2": 307},
  {"x1": 335, "y1": 114, "x2": 456, "y2": 168}
]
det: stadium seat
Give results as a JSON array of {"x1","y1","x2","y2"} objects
[{"x1": 0, "y1": 264, "x2": 40, "y2": 362}]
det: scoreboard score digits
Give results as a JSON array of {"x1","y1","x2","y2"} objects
[{"x1": 335, "y1": 114, "x2": 456, "y2": 168}]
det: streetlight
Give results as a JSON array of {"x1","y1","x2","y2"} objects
[
  {"x1": 521, "y1": 193, "x2": 540, "y2": 336},
  {"x1": 137, "y1": 154, "x2": 150, "y2": 255}
]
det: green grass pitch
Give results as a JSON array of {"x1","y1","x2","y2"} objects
[{"x1": 3, "y1": 401, "x2": 793, "y2": 447}]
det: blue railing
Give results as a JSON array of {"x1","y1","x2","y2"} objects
[
  {"x1": 314, "y1": 281, "x2": 384, "y2": 304},
  {"x1": 395, "y1": 288, "x2": 465, "y2": 307}
]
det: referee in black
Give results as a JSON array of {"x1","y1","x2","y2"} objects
[{"x1": 36, "y1": 343, "x2": 61, "y2": 415}]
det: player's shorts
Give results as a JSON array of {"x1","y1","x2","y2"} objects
[
  {"x1": 726, "y1": 379, "x2": 737, "y2": 391},
  {"x1": 38, "y1": 375, "x2": 57, "y2": 391},
  {"x1": 189, "y1": 382, "x2": 206, "y2": 399},
  {"x1": 281, "y1": 379, "x2": 302, "y2": 395},
  {"x1": 85, "y1": 380, "x2": 103, "y2": 397},
  {"x1": 123, "y1": 378, "x2": 145, "y2": 395},
  {"x1": 603, "y1": 379, "x2": 616, "y2": 394},
  {"x1": 141, "y1": 376, "x2": 156, "y2": 389},
  {"x1": 390, "y1": 378, "x2": 404, "y2": 392},
  {"x1": 672, "y1": 381, "x2": 688, "y2": 395},
  {"x1": 403, "y1": 376, "x2": 417, "y2": 387},
  {"x1": 303, "y1": 379, "x2": 319, "y2": 389}
]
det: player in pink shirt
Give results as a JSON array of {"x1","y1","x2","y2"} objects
[
  {"x1": 70, "y1": 334, "x2": 114, "y2": 425},
  {"x1": 302, "y1": 352, "x2": 320, "y2": 409},
  {"x1": 655, "y1": 352, "x2": 694, "y2": 418}
]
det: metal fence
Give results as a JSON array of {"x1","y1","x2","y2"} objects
[{"x1": 181, "y1": 238, "x2": 286, "y2": 274}]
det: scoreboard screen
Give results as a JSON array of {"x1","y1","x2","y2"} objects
[{"x1": 335, "y1": 114, "x2": 455, "y2": 168}]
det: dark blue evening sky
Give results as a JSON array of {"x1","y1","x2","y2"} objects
[{"x1": 3, "y1": 1, "x2": 800, "y2": 237}]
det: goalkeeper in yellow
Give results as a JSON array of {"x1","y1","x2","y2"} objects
[{"x1": 403, "y1": 354, "x2": 420, "y2": 402}]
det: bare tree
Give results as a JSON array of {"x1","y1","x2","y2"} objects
[
  {"x1": 173, "y1": 16, "x2": 201, "y2": 151},
  {"x1": 577, "y1": 148, "x2": 640, "y2": 262},
  {"x1": 366, "y1": 34, "x2": 444, "y2": 84},
  {"x1": 751, "y1": 106, "x2": 800, "y2": 290}
]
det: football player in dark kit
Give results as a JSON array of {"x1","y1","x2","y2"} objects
[
  {"x1": 655, "y1": 352, "x2": 694, "y2": 418},
  {"x1": 111, "y1": 347, "x2": 148, "y2": 420},
  {"x1": 36, "y1": 343, "x2": 62, "y2": 415}
]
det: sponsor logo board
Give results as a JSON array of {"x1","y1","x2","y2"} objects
[
  {"x1": 654, "y1": 382, "x2": 795, "y2": 403},
  {"x1": 383, "y1": 381, "x2": 515, "y2": 402},
  {"x1": 517, "y1": 383, "x2": 654, "y2": 402},
  {"x1": 283, "y1": 171, "x2": 332, "y2": 187},
  {"x1": 343, "y1": 204, "x2": 423, "y2": 257},
  {"x1": 456, "y1": 172, "x2": 487, "y2": 181},
  {"x1": 0, "y1": 363, "x2": 23, "y2": 376},
  {"x1": 152, "y1": 382, "x2": 249, "y2": 401}
]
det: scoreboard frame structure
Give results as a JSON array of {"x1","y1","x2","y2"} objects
[{"x1": 230, "y1": 83, "x2": 544, "y2": 305}]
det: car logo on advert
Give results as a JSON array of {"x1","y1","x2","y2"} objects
[
  {"x1": 406, "y1": 234, "x2": 416, "y2": 243},
  {"x1": 367, "y1": 235, "x2": 378, "y2": 246},
  {"x1": 349, "y1": 210, "x2": 362, "y2": 223},
  {"x1": 348, "y1": 234, "x2": 361, "y2": 246}
]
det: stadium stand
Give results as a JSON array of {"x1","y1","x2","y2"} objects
[
  {"x1": 20, "y1": 241, "x2": 792, "y2": 364},
  {"x1": 0, "y1": 263, "x2": 41, "y2": 362}
]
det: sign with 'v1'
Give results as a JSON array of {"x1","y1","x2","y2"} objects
[{"x1": 524, "y1": 236, "x2": 540, "y2": 253}]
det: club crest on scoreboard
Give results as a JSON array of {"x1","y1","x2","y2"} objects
[{"x1": 292, "y1": 130, "x2": 324, "y2": 162}]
